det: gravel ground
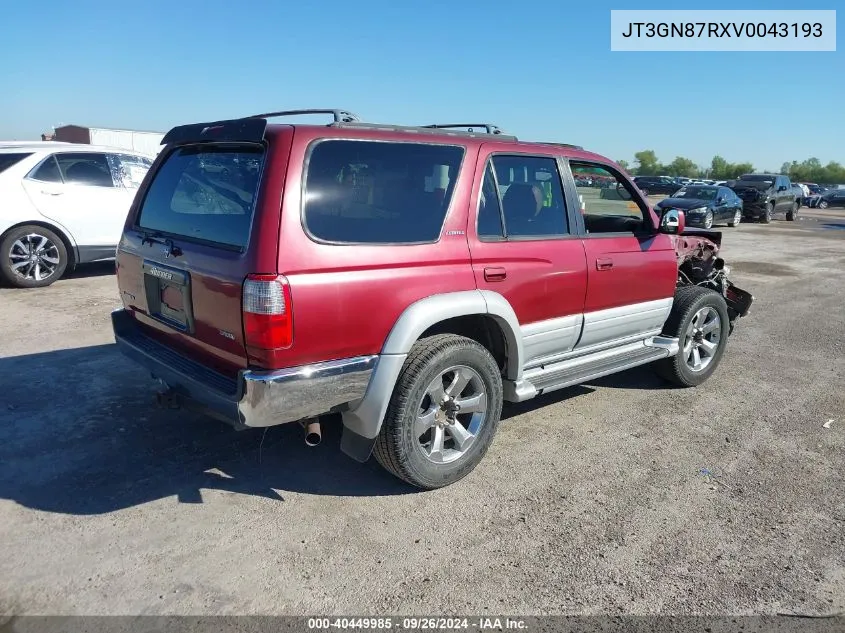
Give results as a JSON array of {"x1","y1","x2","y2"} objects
[{"x1": 1, "y1": 210, "x2": 843, "y2": 617}]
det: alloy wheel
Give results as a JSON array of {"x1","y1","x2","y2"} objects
[
  {"x1": 415, "y1": 365, "x2": 488, "y2": 464},
  {"x1": 7, "y1": 233, "x2": 61, "y2": 282},
  {"x1": 683, "y1": 306, "x2": 721, "y2": 372}
]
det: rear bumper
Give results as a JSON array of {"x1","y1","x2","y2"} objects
[{"x1": 112, "y1": 309, "x2": 377, "y2": 429}]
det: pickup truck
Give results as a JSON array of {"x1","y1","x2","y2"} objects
[{"x1": 730, "y1": 173, "x2": 800, "y2": 222}]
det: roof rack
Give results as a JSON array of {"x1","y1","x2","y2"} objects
[
  {"x1": 331, "y1": 121, "x2": 518, "y2": 141},
  {"x1": 247, "y1": 109, "x2": 361, "y2": 124},
  {"x1": 421, "y1": 123, "x2": 505, "y2": 135},
  {"x1": 537, "y1": 142, "x2": 584, "y2": 150}
]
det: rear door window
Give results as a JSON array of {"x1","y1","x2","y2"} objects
[
  {"x1": 55, "y1": 153, "x2": 116, "y2": 187},
  {"x1": 136, "y1": 145, "x2": 265, "y2": 249},
  {"x1": 302, "y1": 139, "x2": 465, "y2": 244},
  {"x1": 478, "y1": 154, "x2": 569, "y2": 239}
]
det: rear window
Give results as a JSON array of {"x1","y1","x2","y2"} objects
[
  {"x1": 302, "y1": 139, "x2": 465, "y2": 244},
  {"x1": 0, "y1": 153, "x2": 32, "y2": 174},
  {"x1": 136, "y1": 145, "x2": 264, "y2": 249}
]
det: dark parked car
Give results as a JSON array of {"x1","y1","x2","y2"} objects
[
  {"x1": 729, "y1": 174, "x2": 799, "y2": 223},
  {"x1": 813, "y1": 189, "x2": 845, "y2": 209},
  {"x1": 791, "y1": 183, "x2": 806, "y2": 207},
  {"x1": 653, "y1": 185, "x2": 743, "y2": 229},
  {"x1": 633, "y1": 176, "x2": 680, "y2": 196}
]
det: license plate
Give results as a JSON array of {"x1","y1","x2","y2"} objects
[{"x1": 142, "y1": 260, "x2": 195, "y2": 333}]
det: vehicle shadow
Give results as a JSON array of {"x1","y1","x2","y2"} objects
[
  {"x1": 586, "y1": 367, "x2": 672, "y2": 391},
  {"x1": 0, "y1": 344, "x2": 415, "y2": 516},
  {"x1": 499, "y1": 366, "x2": 671, "y2": 421},
  {"x1": 501, "y1": 384, "x2": 595, "y2": 420},
  {"x1": 65, "y1": 260, "x2": 116, "y2": 279}
]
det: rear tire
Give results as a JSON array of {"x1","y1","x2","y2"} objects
[
  {"x1": 0, "y1": 225, "x2": 68, "y2": 288},
  {"x1": 819, "y1": 200, "x2": 829, "y2": 209},
  {"x1": 786, "y1": 201, "x2": 798, "y2": 221},
  {"x1": 653, "y1": 286, "x2": 730, "y2": 388},
  {"x1": 373, "y1": 334, "x2": 504, "y2": 489}
]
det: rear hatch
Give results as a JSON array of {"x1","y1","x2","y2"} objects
[{"x1": 116, "y1": 122, "x2": 289, "y2": 377}]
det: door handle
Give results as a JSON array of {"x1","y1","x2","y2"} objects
[
  {"x1": 41, "y1": 190, "x2": 63, "y2": 196},
  {"x1": 596, "y1": 257, "x2": 614, "y2": 271},
  {"x1": 483, "y1": 267, "x2": 507, "y2": 282}
]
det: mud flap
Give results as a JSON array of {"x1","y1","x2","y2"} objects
[{"x1": 340, "y1": 427, "x2": 377, "y2": 463}]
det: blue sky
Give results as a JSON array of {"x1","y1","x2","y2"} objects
[{"x1": 2, "y1": 0, "x2": 842, "y2": 171}]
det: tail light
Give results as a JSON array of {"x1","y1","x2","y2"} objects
[{"x1": 242, "y1": 274, "x2": 293, "y2": 349}]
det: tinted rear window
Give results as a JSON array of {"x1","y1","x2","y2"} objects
[
  {"x1": 136, "y1": 146, "x2": 264, "y2": 249},
  {"x1": 303, "y1": 139, "x2": 465, "y2": 244},
  {"x1": 0, "y1": 153, "x2": 32, "y2": 174}
]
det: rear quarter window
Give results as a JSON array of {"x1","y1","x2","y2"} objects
[
  {"x1": 302, "y1": 139, "x2": 465, "y2": 244},
  {"x1": 135, "y1": 145, "x2": 265, "y2": 249}
]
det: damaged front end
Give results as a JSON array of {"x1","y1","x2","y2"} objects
[{"x1": 669, "y1": 231, "x2": 754, "y2": 331}]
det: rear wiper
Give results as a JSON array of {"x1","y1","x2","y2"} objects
[
  {"x1": 139, "y1": 230, "x2": 183, "y2": 257},
  {"x1": 140, "y1": 229, "x2": 165, "y2": 247}
]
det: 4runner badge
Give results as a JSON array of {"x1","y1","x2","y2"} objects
[
  {"x1": 446, "y1": 230, "x2": 465, "y2": 236},
  {"x1": 148, "y1": 267, "x2": 173, "y2": 281}
]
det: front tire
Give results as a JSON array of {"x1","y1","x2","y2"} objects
[
  {"x1": 373, "y1": 334, "x2": 504, "y2": 489},
  {"x1": 819, "y1": 200, "x2": 829, "y2": 209},
  {"x1": 761, "y1": 203, "x2": 774, "y2": 224},
  {"x1": 653, "y1": 286, "x2": 730, "y2": 388},
  {"x1": 0, "y1": 225, "x2": 68, "y2": 288}
]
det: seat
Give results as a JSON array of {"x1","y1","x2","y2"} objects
[
  {"x1": 502, "y1": 183, "x2": 542, "y2": 236},
  {"x1": 65, "y1": 161, "x2": 113, "y2": 187}
]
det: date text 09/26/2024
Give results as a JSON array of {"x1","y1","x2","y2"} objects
[{"x1": 307, "y1": 617, "x2": 528, "y2": 630}]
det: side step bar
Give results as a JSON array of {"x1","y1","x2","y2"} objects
[{"x1": 519, "y1": 337, "x2": 679, "y2": 397}]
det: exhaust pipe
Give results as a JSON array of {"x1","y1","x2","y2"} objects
[
  {"x1": 154, "y1": 387, "x2": 182, "y2": 410},
  {"x1": 301, "y1": 417, "x2": 322, "y2": 447}
]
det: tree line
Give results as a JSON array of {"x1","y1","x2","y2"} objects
[{"x1": 617, "y1": 150, "x2": 845, "y2": 185}]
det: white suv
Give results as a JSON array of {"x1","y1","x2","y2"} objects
[{"x1": 0, "y1": 143, "x2": 153, "y2": 287}]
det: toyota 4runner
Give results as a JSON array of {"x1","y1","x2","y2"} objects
[{"x1": 111, "y1": 109, "x2": 754, "y2": 489}]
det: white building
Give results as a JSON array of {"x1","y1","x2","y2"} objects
[{"x1": 52, "y1": 125, "x2": 164, "y2": 156}]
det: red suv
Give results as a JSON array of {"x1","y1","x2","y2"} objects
[{"x1": 112, "y1": 109, "x2": 753, "y2": 489}]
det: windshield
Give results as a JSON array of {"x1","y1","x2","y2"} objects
[
  {"x1": 735, "y1": 176, "x2": 773, "y2": 190},
  {"x1": 673, "y1": 186, "x2": 718, "y2": 201}
]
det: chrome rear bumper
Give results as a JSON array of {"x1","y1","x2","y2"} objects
[{"x1": 111, "y1": 309, "x2": 377, "y2": 428}]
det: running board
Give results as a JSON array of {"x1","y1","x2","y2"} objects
[{"x1": 521, "y1": 338, "x2": 677, "y2": 396}]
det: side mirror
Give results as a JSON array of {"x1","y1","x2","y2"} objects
[
  {"x1": 716, "y1": 196, "x2": 725, "y2": 205},
  {"x1": 778, "y1": 185, "x2": 787, "y2": 191},
  {"x1": 660, "y1": 208, "x2": 685, "y2": 234}
]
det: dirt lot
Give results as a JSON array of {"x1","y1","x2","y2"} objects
[{"x1": 1, "y1": 210, "x2": 843, "y2": 617}]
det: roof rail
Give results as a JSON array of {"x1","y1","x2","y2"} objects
[
  {"x1": 421, "y1": 123, "x2": 506, "y2": 135},
  {"x1": 537, "y1": 142, "x2": 584, "y2": 150},
  {"x1": 331, "y1": 121, "x2": 518, "y2": 141},
  {"x1": 247, "y1": 109, "x2": 361, "y2": 124}
]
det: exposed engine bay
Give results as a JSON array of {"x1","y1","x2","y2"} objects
[{"x1": 670, "y1": 231, "x2": 754, "y2": 331}]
